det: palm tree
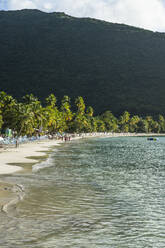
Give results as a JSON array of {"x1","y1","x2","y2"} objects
[
  {"x1": 45, "y1": 94, "x2": 57, "y2": 107},
  {"x1": 0, "y1": 91, "x2": 17, "y2": 130},
  {"x1": 22, "y1": 94, "x2": 45, "y2": 134},
  {"x1": 60, "y1": 95, "x2": 73, "y2": 131},
  {"x1": 13, "y1": 103, "x2": 35, "y2": 136}
]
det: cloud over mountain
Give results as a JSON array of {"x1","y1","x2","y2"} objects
[{"x1": 8, "y1": 0, "x2": 165, "y2": 31}]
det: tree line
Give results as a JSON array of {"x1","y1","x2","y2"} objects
[{"x1": 0, "y1": 91, "x2": 165, "y2": 136}]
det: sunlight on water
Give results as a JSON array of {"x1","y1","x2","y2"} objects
[{"x1": 1, "y1": 137, "x2": 165, "y2": 247}]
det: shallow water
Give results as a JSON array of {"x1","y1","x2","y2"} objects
[{"x1": 1, "y1": 136, "x2": 165, "y2": 247}]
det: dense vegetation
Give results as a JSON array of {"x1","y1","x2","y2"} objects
[
  {"x1": 0, "y1": 91, "x2": 165, "y2": 136},
  {"x1": 1, "y1": 10, "x2": 165, "y2": 116}
]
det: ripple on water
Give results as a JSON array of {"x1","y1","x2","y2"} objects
[{"x1": 1, "y1": 137, "x2": 165, "y2": 247}]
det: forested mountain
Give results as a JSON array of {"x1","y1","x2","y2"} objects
[{"x1": 0, "y1": 9, "x2": 165, "y2": 116}]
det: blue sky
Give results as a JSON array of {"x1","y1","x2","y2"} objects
[
  {"x1": 0, "y1": 0, "x2": 8, "y2": 10},
  {"x1": 1, "y1": 0, "x2": 165, "y2": 32}
]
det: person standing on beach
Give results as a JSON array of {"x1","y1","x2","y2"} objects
[{"x1": 15, "y1": 139, "x2": 19, "y2": 148}]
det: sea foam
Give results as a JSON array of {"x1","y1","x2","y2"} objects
[{"x1": 32, "y1": 150, "x2": 57, "y2": 172}]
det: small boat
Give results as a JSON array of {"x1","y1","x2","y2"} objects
[{"x1": 147, "y1": 137, "x2": 158, "y2": 141}]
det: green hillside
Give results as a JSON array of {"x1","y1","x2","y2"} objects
[{"x1": 0, "y1": 9, "x2": 165, "y2": 116}]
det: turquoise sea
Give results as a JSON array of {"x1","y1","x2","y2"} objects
[{"x1": 1, "y1": 136, "x2": 165, "y2": 247}]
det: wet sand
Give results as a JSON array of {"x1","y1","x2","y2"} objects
[
  {"x1": 0, "y1": 139, "x2": 62, "y2": 175},
  {"x1": 0, "y1": 182, "x2": 17, "y2": 211},
  {"x1": 0, "y1": 139, "x2": 63, "y2": 213},
  {"x1": 0, "y1": 132, "x2": 163, "y2": 212},
  {"x1": 0, "y1": 132, "x2": 163, "y2": 175}
]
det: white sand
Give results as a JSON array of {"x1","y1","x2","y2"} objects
[
  {"x1": 0, "y1": 139, "x2": 62, "y2": 175},
  {"x1": 0, "y1": 132, "x2": 163, "y2": 175}
]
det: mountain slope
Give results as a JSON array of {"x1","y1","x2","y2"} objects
[{"x1": 0, "y1": 9, "x2": 165, "y2": 115}]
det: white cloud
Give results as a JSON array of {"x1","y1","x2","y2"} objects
[
  {"x1": 8, "y1": 0, "x2": 165, "y2": 31},
  {"x1": 44, "y1": 3, "x2": 53, "y2": 11},
  {"x1": 9, "y1": 0, "x2": 36, "y2": 9}
]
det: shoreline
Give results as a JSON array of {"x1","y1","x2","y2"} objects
[
  {"x1": 0, "y1": 138, "x2": 64, "y2": 175},
  {"x1": 0, "y1": 132, "x2": 164, "y2": 213},
  {"x1": 0, "y1": 138, "x2": 63, "y2": 213},
  {"x1": 0, "y1": 132, "x2": 164, "y2": 175}
]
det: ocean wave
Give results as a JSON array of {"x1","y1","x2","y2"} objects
[{"x1": 32, "y1": 155, "x2": 55, "y2": 172}]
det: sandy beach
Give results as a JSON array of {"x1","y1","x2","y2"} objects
[
  {"x1": 0, "y1": 139, "x2": 62, "y2": 175},
  {"x1": 0, "y1": 132, "x2": 164, "y2": 213},
  {"x1": 0, "y1": 132, "x2": 163, "y2": 175},
  {"x1": 0, "y1": 138, "x2": 63, "y2": 211}
]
